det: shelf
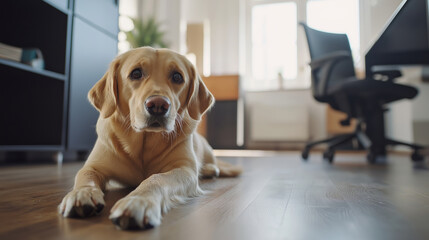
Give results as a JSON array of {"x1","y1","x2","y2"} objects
[
  {"x1": 0, "y1": 58, "x2": 66, "y2": 81},
  {"x1": 0, "y1": 145, "x2": 63, "y2": 151}
]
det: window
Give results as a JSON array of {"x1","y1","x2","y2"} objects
[
  {"x1": 243, "y1": 0, "x2": 360, "y2": 91},
  {"x1": 250, "y1": 2, "x2": 297, "y2": 90}
]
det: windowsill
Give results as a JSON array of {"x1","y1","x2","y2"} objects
[
  {"x1": 245, "y1": 88, "x2": 310, "y2": 93},
  {"x1": 244, "y1": 84, "x2": 311, "y2": 93}
]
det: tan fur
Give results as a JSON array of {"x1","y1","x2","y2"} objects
[{"x1": 58, "y1": 47, "x2": 242, "y2": 230}]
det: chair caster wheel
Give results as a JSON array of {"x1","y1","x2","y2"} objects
[
  {"x1": 323, "y1": 150, "x2": 334, "y2": 163},
  {"x1": 302, "y1": 148, "x2": 309, "y2": 161},
  {"x1": 411, "y1": 151, "x2": 425, "y2": 162}
]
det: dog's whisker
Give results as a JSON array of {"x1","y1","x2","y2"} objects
[
  {"x1": 124, "y1": 114, "x2": 132, "y2": 134},
  {"x1": 179, "y1": 116, "x2": 191, "y2": 132},
  {"x1": 119, "y1": 113, "x2": 132, "y2": 134},
  {"x1": 174, "y1": 115, "x2": 186, "y2": 137}
]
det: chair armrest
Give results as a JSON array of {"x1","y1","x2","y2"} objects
[
  {"x1": 309, "y1": 51, "x2": 351, "y2": 70},
  {"x1": 372, "y1": 70, "x2": 402, "y2": 82}
]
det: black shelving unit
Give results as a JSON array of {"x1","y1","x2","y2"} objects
[{"x1": 0, "y1": 0, "x2": 119, "y2": 161}]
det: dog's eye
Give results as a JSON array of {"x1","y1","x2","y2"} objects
[
  {"x1": 172, "y1": 72, "x2": 184, "y2": 84},
  {"x1": 130, "y1": 68, "x2": 143, "y2": 80}
]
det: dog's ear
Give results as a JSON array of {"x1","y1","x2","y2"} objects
[
  {"x1": 88, "y1": 60, "x2": 120, "y2": 118},
  {"x1": 187, "y1": 70, "x2": 215, "y2": 121}
]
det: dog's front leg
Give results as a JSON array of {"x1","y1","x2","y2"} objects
[
  {"x1": 58, "y1": 167, "x2": 107, "y2": 218},
  {"x1": 109, "y1": 166, "x2": 201, "y2": 230}
]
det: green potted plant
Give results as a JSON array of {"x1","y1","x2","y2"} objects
[{"x1": 124, "y1": 17, "x2": 168, "y2": 48}]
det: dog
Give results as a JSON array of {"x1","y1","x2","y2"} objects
[{"x1": 58, "y1": 47, "x2": 242, "y2": 230}]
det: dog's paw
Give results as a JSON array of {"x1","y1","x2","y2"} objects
[
  {"x1": 109, "y1": 195, "x2": 162, "y2": 230},
  {"x1": 200, "y1": 163, "x2": 220, "y2": 178},
  {"x1": 58, "y1": 186, "x2": 105, "y2": 218}
]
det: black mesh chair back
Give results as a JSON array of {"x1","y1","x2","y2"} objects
[{"x1": 301, "y1": 23, "x2": 356, "y2": 102}]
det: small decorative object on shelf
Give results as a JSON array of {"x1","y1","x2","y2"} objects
[
  {"x1": 0, "y1": 42, "x2": 45, "y2": 70},
  {"x1": 21, "y1": 48, "x2": 45, "y2": 70},
  {"x1": 277, "y1": 72, "x2": 284, "y2": 90}
]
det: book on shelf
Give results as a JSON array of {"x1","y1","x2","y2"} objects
[
  {"x1": 0, "y1": 42, "x2": 23, "y2": 62},
  {"x1": 0, "y1": 42, "x2": 45, "y2": 69}
]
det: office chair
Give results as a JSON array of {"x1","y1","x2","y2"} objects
[{"x1": 300, "y1": 23, "x2": 425, "y2": 163}]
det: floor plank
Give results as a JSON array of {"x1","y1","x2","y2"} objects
[{"x1": 0, "y1": 152, "x2": 428, "y2": 240}]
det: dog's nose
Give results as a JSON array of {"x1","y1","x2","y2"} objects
[{"x1": 145, "y1": 95, "x2": 171, "y2": 116}]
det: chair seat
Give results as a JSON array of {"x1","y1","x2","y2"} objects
[{"x1": 328, "y1": 77, "x2": 418, "y2": 104}]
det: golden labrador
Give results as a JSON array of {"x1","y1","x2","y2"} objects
[{"x1": 58, "y1": 47, "x2": 242, "y2": 230}]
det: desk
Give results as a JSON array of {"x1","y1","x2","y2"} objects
[{"x1": 199, "y1": 75, "x2": 241, "y2": 149}]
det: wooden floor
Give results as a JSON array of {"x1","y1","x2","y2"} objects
[{"x1": 1, "y1": 152, "x2": 429, "y2": 240}]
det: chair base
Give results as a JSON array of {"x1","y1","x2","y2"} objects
[
  {"x1": 302, "y1": 129, "x2": 425, "y2": 164},
  {"x1": 303, "y1": 103, "x2": 426, "y2": 164}
]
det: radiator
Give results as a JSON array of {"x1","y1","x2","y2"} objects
[{"x1": 250, "y1": 104, "x2": 309, "y2": 141}]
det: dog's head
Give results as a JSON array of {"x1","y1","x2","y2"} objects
[{"x1": 88, "y1": 47, "x2": 214, "y2": 133}]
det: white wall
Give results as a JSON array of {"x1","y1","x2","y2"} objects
[
  {"x1": 181, "y1": 0, "x2": 209, "y2": 24},
  {"x1": 153, "y1": 0, "x2": 182, "y2": 52},
  {"x1": 181, "y1": 0, "x2": 240, "y2": 75}
]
